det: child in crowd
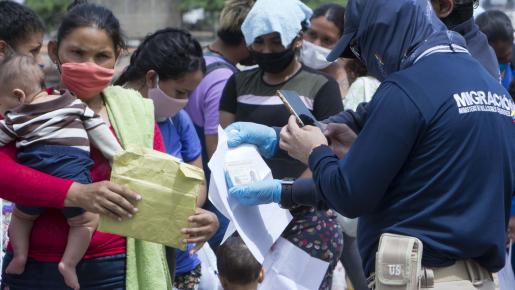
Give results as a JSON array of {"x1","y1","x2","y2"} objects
[
  {"x1": 216, "y1": 236, "x2": 264, "y2": 290},
  {"x1": 476, "y1": 10, "x2": 514, "y2": 88},
  {"x1": 0, "y1": 55, "x2": 122, "y2": 290}
]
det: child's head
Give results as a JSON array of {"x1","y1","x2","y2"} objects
[
  {"x1": 216, "y1": 236, "x2": 264, "y2": 290},
  {"x1": 476, "y1": 10, "x2": 514, "y2": 64},
  {"x1": 0, "y1": 54, "x2": 44, "y2": 114}
]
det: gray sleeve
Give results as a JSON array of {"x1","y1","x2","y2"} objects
[
  {"x1": 87, "y1": 124, "x2": 123, "y2": 162},
  {"x1": 0, "y1": 120, "x2": 16, "y2": 147}
]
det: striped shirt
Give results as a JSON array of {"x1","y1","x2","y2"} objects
[
  {"x1": 0, "y1": 91, "x2": 106, "y2": 152},
  {"x1": 220, "y1": 65, "x2": 344, "y2": 179}
]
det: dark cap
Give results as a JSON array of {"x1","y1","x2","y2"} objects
[{"x1": 327, "y1": 0, "x2": 368, "y2": 61}]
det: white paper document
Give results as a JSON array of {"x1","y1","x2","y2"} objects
[
  {"x1": 197, "y1": 244, "x2": 223, "y2": 290},
  {"x1": 208, "y1": 127, "x2": 292, "y2": 263},
  {"x1": 208, "y1": 177, "x2": 236, "y2": 244},
  {"x1": 259, "y1": 238, "x2": 329, "y2": 290}
]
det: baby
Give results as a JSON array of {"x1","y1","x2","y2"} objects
[{"x1": 0, "y1": 55, "x2": 122, "y2": 290}]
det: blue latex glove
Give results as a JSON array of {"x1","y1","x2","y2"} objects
[
  {"x1": 225, "y1": 122, "x2": 278, "y2": 159},
  {"x1": 226, "y1": 172, "x2": 281, "y2": 206}
]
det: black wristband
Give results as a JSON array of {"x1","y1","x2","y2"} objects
[{"x1": 280, "y1": 178, "x2": 295, "y2": 209}]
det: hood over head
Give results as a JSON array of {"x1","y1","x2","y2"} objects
[{"x1": 328, "y1": 0, "x2": 467, "y2": 81}]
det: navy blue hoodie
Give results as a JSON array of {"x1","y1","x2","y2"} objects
[
  {"x1": 289, "y1": 0, "x2": 515, "y2": 275},
  {"x1": 325, "y1": 14, "x2": 500, "y2": 132}
]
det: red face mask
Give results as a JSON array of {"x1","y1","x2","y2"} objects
[{"x1": 60, "y1": 62, "x2": 114, "y2": 98}]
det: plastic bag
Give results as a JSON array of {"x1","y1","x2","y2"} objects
[{"x1": 498, "y1": 242, "x2": 515, "y2": 290}]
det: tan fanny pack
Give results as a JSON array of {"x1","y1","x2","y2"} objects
[{"x1": 374, "y1": 233, "x2": 424, "y2": 290}]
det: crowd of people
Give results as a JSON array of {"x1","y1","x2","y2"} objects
[{"x1": 0, "y1": 0, "x2": 513, "y2": 290}]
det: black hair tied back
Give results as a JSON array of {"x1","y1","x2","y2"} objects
[
  {"x1": 0, "y1": 1, "x2": 45, "y2": 47},
  {"x1": 67, "y1": 0, "x2": 89, "y2": 11},
  {"x1": 115, "y1": 28, "x2": 205, "y2": 86},
  {"x1": 311, "y1": 3, "x2": 346, "y2": 36},
  {"x1": 57, "y1": 0, "x2": 126, "y2": 51}
]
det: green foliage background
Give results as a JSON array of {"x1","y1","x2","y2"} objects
[
  {"x1": 25, "y1": 0, "x2": 348, "y2": 31},
  {"x1": 178, "y1": 0, "x2": 348, "y2": 11},
  {"x1": 25, "y1": 0, "x2": 69, "y2": 31}
]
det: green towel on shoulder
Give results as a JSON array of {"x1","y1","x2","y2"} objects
[
  {"x1": 104, "y1": 86, "x2": 154, "y2": 149},
  {"x1": 103, "y1": 86, "x2": 173, "y2": 290}
]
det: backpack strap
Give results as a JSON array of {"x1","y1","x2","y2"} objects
[
  {"x1": 204, "y1": 50, "x2": 239, "y2": 75},
  {"x1": 205, "y1": 60, "x2": 238, "y2": 75}
]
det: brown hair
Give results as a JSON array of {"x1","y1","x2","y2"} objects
[{"x1": 217, "y1": 0, "x2": 256, "y2": 45}]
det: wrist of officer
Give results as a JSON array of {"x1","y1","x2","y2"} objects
[
  {"x1": 279, "y1": 178, "x2": 295, "y2": 209},
  {"x1": 307, "y1": 144, "x2": 333, "y2": 174}
]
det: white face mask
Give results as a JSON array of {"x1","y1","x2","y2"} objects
[
  {"x1": 148, "y1": 76, "x2": 189, "y2": 122},
  {"x1": 300, "y1": 41, "x2": 333, "y2": 70}
]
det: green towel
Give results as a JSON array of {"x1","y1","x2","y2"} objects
[
  {"x1": 104, "y1": 86, "x2": 154, "y2": 149},
  {"x1": 103, "y1": 86, "x2": 173, "y2": 290}
]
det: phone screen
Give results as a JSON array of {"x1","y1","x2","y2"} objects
[{"x1": 277, "y1": 91, "x2": 306, "y2": 127}]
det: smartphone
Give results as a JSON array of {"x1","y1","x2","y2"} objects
[{"x1": 277, "y1": 90, "x2": 320, "y2": 128}]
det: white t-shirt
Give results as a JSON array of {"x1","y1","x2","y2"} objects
[{"x1": 343, "y1": 76, "x2": 381, "y2": 111}]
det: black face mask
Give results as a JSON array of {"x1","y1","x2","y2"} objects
[
  {"x1": 251, "y1": 48, "x2": 296, "y2": 73},
  {"x1": 440, "y1": 3, "x2": 474, "y2": 29}
]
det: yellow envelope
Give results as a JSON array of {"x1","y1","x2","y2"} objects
[{"x1": 98, "y1": 147, "x2": 203, "y2": 250}]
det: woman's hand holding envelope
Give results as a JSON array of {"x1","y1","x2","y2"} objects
[{"x1": 182, "y1": 208, "x2": 220, "y2": 255}]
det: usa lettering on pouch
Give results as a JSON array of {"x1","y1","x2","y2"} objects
[{"x1": 453, "y1": 91, "x2": 513, "y2": 117}]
